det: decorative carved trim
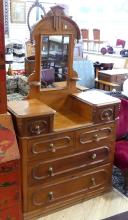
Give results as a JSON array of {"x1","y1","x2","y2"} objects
[
  {"x1": 32, "y1": 136, "x2": 72, "y2": 155},
  {"x1": 29, "y1": 120, "x2": 48, "y2": 135},
  {"x1": 100, "y1": 108, "x2": 113, "y2": 121},
  {"x1": 80, "y1": 127, "x2": 112, "y2": 144}
]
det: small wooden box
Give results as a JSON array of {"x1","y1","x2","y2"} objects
[{"x1": 8, "y1": 99, "x2": 56, "y2": 137}]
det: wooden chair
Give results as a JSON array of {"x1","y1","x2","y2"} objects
[
  {"x1": 116, "y1": 39, "x2": 126, "y2": 49},
  {"x1": 93, "y1": 29, "x2": 104, "y2": 52},
  {"x1": 81, "y1": 29, "x2": 90, "y2": 51}
]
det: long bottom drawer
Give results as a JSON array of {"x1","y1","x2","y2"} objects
[{"x1": 27, "y1": 163, "x2": 112, "y2": 212}]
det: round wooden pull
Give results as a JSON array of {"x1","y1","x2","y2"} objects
[
  {"x1": 91, "y1": 177, "x2": 96, "y2": 186},
  {"x1": 48, "y1": 192, "x2": 54, "y2": 200},
  {"x1": 48, "y1": 166, "x2": 54, "y2": 176},
  {"x1": 91, "y1": 153, "x2": 97, "y2": 160},
  {"x1": 49, "y1": 143, "x2": 56, "y2": 153},
  {"x1": 104, "y1": 112, "x2": 110, "y2": 120},
  {"x1": 93, "y1": 134, "x2": 99, "y2": 141}
]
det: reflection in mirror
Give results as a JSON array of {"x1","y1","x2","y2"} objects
[{"x1": 40, "y1": 35, "x2": 69, "y2": 90}]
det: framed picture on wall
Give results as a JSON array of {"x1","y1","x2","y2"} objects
[{"x1": 10, "y1": 0, "x2": 26, "y2": 24}]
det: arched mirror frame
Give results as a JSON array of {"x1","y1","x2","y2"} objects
[
  {"x1": 28, "y1": 5, "x2": 80, "y2": 98},
  {"x1": 27, "y1": 0, "x2": 46, "y2": 42}
]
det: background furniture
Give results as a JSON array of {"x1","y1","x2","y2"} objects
[
  {"x1": 98, "y1": 68, "x2": 128, "y2": 91},
  {"x1": 93, "y1": 29, "x2": 104, "y2": 51},
  {"x1": 94, "y1": 62, "x2": 120, "y2": 91},
  {"x1": 0, "y1": 113, "x2": 22, "y2": 219},
  {"x1": 114, "y1": 98, "x2": 128, "y2": 192},
  {"x1": 116, "y1": 39, "x2": 126, "y2": 49},
  {"x1": 81, "y1": 29, "x2": 90, "y2": 51}
]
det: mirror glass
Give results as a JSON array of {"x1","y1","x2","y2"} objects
[
  {"x1": 29, "y1": 7, "x2": 43, "y2": 29},
  {"x1": 40, "y1": 35, "x2": 69, "y2": 89}
]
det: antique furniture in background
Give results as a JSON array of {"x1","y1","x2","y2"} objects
[
  {"x1": 114, "y1": 98, "x2": 128, "y2": 192},
  {"x1": 8, "y1": 6, "x2": 120, "y2": 220},
  {"x1": 98, "y1": 68, "x2": 128, "y2": 91},
  {"x1": 94, "y1": 62, "x2": 120, "y2": 91},
  {"x1": 0, "y1": 114, "x2": 22, "y2": 220},
  {"x1": 81, "y1": 29, "x2": 91, "y2": 51},
  {"x1": 93, "y1": 28, "x2": 104, "y2": 52}
]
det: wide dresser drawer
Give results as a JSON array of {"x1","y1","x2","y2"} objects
[
  {"x1": 24, "y1": 123, "x2": 115, "y2": 162},
  {"x1": 76, "y1": 123, "x2": 115, "y2": 147},
  {"x1": 26, "y1": 131, "x2": 74, "y2": 161},
  {"x1": 28, "y1": 143, "x2": 114, "y2": 186},
  {"x1": 27, "y1": 163, "x2": 112, "y2": 211}
]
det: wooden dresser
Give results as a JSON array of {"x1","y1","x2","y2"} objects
[
  {"x1": 8, "y1": 91, "x2": 120, "y2": 219},
  {"x1": 0, "y1": 113, "x2": 22, "y2": 220},
  {"x1": 8, "y1": 6, "x2": 120, "y2": 220}
]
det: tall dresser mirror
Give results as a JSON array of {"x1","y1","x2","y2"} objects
[
  {"x1": 40, "y1": 35, "x2": 69, "y2": 89},
  {"x1": 28, "y1": 5, "x2": 81, "y2": 98}
]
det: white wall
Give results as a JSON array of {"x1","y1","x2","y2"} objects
[{"x1": 6, "y1": 0, "x2": 128, "y2": 48}]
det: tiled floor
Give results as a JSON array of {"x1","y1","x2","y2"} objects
[{"x1": 35, "y1": 188, "x2": 128, "y2": 220}]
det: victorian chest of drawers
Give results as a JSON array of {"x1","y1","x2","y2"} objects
[
  {"x1": 8, "y1": 92, "x2": 120, "y2": 220},
  {"x1": 0, "y1": 113, "x2": 22, "y2": 220}
]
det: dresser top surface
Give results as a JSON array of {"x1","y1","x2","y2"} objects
[
  {"x1": 7, "y1": 98, "x2": 56, "y2": 118},
  {"x1": 72, "y1": 90, "x2": 120, "y2": 106}
]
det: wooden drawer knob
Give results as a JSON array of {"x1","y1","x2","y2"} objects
[
  {"x1": 104, "y1": 112, "x2": 110, "y2": 120},
  {"x1": 91, "y1": 153, "x2": 97, "y2": 160},
  {"x1": 48, "y1": 166, "x2": 54, "y2": 176},
  {"x1": 93, "y1": 134, "x2": 99, "y2": 141},
  {"x1": 91, "y1": 177, "x2": 96, "y2": 186},
  {"x1": 48, "y1": 192, "x2": 54, "y2": 200},
  {"x1": 49, "y1": 143, "x2": 56, "y2": 153},
  {"x1": 31, "y1": 125, "x2": 42, "y2": 135}
]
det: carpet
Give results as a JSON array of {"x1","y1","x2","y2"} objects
[
  {"x1": 112, "y1": 166, "x2": 127, "y2": 197},
  {"x1": 102, "y1": 211, "x2": 128, "y2": 220}
]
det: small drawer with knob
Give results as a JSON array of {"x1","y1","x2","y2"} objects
[
  {"x1": 13, "y1": 115, "x2": 54, "y2": 137},
  {"x1": 76, "y1": 123, "x2": 115, "y2": 148},
  {"x1": 28, "y1": 163, "x2": 112, "y2": 211},
  {"x1": 92, "y1": 104, "x2": 120, "y2": 123},
  {"x1": 28, "y1": 144, "x2": 113, "y2": 186},
  {"x1": 27, "y1": 131, "x2": 74, "y2": 161}
]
